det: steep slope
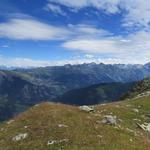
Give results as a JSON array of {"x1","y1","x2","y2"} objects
[
  {"x1": 56, "y1": 82, "x2": 135, "y2": 105},
  {"x1": 122, "y1": 78, "x2": 150, "y2": 99},
  {"x1": 0, "y1": 95, "x2": 149, "y2": 150}
]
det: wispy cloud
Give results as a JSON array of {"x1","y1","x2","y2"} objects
[
  {"x1": 0, "y1": 18, "x2": 70, "y2": 40},
  {"x1": 0, "y1": 19, "x2": 109, "y2": 40},
  {"x1": 44, "y1": 3, "x2": 66, "y2": 16},
  {"x1": 1, "y1": 45, "x2": 9, "y2": 48},
  {"x1": 48, "y1": 0, "x2": 150, "y2": 28}
]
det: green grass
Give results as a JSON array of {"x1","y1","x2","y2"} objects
[{"x1": 0, "y1": 95, "x2": 150, "y2": 150}]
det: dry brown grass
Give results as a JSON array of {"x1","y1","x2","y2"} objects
[{"x1": 0, "y1": 97, "x2": 150, "y2": 150}]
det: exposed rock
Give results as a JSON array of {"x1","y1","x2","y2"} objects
[
  {"x1": 137, "y1": 123, "x2": 150, "y2": 132},
  {"x1": 12, "y1": 133, "x2": 28, "y2": 141},
  {"x1": 47, "y1": 139, "x2": 69, "y2": 145},
  {"x1": 24, "y1": 126, "x2": 28, "y2": 129},
  {"x1": 97, "y1": 135, "x2": 103, "y2": 138},
  {"x1": 102, "y1": 115, "x2": 117, "y2": 125},
  {"x1": 79, "y1": 105, "x2": 94, "y2": 113},
  {"x1": 133, "y1": 108, "x2": 139, "y2": 113},
  {"x1": 59, "y1": 139, "x2": 69, "y2": 143},
  {"x1": 129, "y1": 139, "x2": 133, "y2": 142},
  {"x1": 47, "y1": 140, "x2": 57, "y2": 145},
  {"x1": 7, "y1": 120, "x2": 14, "y2": 125},
  {"x1": 58, "y1": 124, "x2": 68, "y2": 128},
  {"x1": 143, "y1": 114, "x2": 150, "y2": 119},
  {"x1": 133, "y1": 118, "x2": 141, "y2": 122}
]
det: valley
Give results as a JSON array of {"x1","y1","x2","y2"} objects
[{"x1": 0, "y1": 63, "x2": 150, "y2": 121}]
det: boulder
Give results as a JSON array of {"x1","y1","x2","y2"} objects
[
  {"x1": 102, "y1": 115, "x2": 117, "y2": 125},
  {"x1": 12, "y1": 133, "x2": 28, "y2": 141},
  {"x1": 79, "y1": 105, "x2": 94, "y2": 113},
  {"x1": 137, "y1": 123, "x2": 150, "y2": 132}
]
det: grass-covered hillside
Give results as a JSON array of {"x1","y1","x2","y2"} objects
[{"x1": 0, "y1": 94, "x2": 149, "y2": 150}]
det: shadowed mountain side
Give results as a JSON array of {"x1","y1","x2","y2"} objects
[{"x1": 55, "y1": 82, "x2": 135, "y2": 105}]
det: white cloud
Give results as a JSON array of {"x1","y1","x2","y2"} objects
[
  {"x1": 44, "y1": 3, "x2": 66, "y2": 16},
  {"x1": 121, "y1": 0, "x2": 150, "y2": 28},
  {"x1": 68, "y1": 24, "x2": 111, "y2": 37},
  {"x1": 67, "y1": 24, "x2": 111, "y2": 39},
  {"x1": 48, "y1": 0, "x2": 150, "y2": 28},
  {"x1": 62, "y1": 30, "x2": 150, "y2": 64},
  {"x1": 48, "y1": 0, "x2": 120, "y2": 13},
  {"x1": 0, "y1": 19, "x2": 70, "y2": 40},
  {"x1": 63, "y1": 39, "x2": 119, "y2": 53},
  {"x1": 0, "y1": 19, "x2": 110, "y2": 40},
  {"x1": 84, "y1": 54, "x2": 94, "y2": 59},
  {"x1": 48, "y1": 0, "x2": 88, "y2": 9}
]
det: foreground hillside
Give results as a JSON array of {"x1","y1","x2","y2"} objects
[{"x1": 0, "y1": 95, "x2": 149, "y2": 150}]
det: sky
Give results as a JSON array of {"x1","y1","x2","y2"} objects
[{"x1": 0, "y1": 0, "x2": 150, "y2": 67}]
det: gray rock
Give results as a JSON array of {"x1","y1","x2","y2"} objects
[
  {"x1": 47, "y1": 140, "x2": 57, "y2": 145},
  {"x1": 7, "y1": 120, "x2": 14, "y2": 125},
  {"x1": 58, "y1": 124, "x2": 68, "y2": 128},
  {"x1": 79, "y1": 105, "x2": 94, "y2": 113},
  {"x1": 12, "y1": 133, "x2": 28, "y2": 141},
  {"x1": 102, "y1": 115, "x2": 117, "y2": 125},
  {"x1": 132, "y1": 108, "x2": 139, "y2": 113},
  {"x1": 143, "y1": 114, "x2": 150, "y2": 119},
  {"x1": 137, "y1": 123, "x2": 150, "y2": 132},
  {"x1": 47, "y1": 139, "x2": 69, "y2": 145}
]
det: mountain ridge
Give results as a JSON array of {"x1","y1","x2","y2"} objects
[{"x1": 0, "y1": 63, "x2": 150, "y2": 121}]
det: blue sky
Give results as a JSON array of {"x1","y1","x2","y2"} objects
[{"x1": 0, "y1": 0, "x2": 150, "y2": 67}]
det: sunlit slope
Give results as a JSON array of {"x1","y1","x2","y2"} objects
[{"x1": 0, "y1": 95, "x2": 149, "y2": 150}]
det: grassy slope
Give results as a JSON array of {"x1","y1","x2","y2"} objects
[{"x1": 0, "y1": 95, "x2": 150, "y2": 150}]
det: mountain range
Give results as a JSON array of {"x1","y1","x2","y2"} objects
[{"x1": 0, "y1": 63, "x2": 150, "y2": 121}]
